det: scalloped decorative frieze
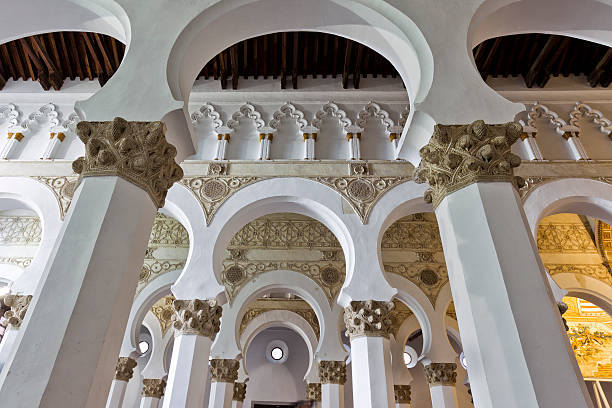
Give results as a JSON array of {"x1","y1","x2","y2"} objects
[
  {"x1": 61, "y1": 111, "x2": 82, "y2": 133},
  {"x1": 227, "y1": 103, "x2": 265, "y2": 131},
  {"x1": 0, "y1": 104, "x2": 19, "y2": 128},
  {"x1": 312, "y1": 101, "x2": 352, "y2": 130},
  {"x1": 269, "y1": 102, "x2": 307, "y2": 130},
  {"x1": 524, "y1": 103, "x2": 568, "y2": 134},
  {"x1": 357, "y1": 102, "x2": 394, "y2": 131},
  {"x1": 191, "y1": 103, "x2": 223, "y2": 129},
  {"x1": 17, "y1": 103, "x2": 60, "y2": 134},
  {"x1": 570, "y1": 102, "x2": 612, "y2": 136}
]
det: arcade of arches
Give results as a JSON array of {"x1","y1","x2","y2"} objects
[{"x1": 1, "y1": 1, "x2": 612, "y2": 408}]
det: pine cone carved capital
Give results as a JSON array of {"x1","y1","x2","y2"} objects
[
  {"x1": 424, "y1": 362, "x2": 457, "y2": 386},
  {"x1": 344, "y1": 300, "x2": 394, "y2": 338},
  {"x1": 306, "y1": 383, "x2": 321, "y2": 401},
  {"x1": 2, "y1": 294, "x2": 32, "y2": 328},
  {"x1": 142, "y1": 379, "x2": 166, "y2": 398},
  {"x1": 318, "y1": 360, "x2": 346, "y2": 384},
  {"x1": 114, "y1": 357, "x2": 137, "y2": 382},
  {"x1": 394, "y1": 385, "x2": 411, "y2": 403},
  {"x1": 233, "y1": 382, "x2": 247, "y2": 401},
  {"x1": 171, "y1": 298, "x2": 222, "y2": 339},
  {"x1": 210, "y1": 358, "x2": 240, "y2": 383}
]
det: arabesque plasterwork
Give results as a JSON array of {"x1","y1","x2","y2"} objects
[
  {"x1": 389, "y1": 300, "x2": 413, "y2": 338},
  {"x1": 34, "y1": 176, "x2": 78, "y2": 219},
  {"x1": 239, "y1": 299, "x2": 320, "y2": 339},
  {"x1": 150, "y1": 295, "x2": 176, "y2": 336},
  {"x1": 537, "y1": 223, "x2": 597, "y2": 253},
  {"x1": 0, "y1": 216, "x2": 41, "y2": 245}
]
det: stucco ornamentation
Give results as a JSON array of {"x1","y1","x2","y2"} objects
[
  {"x1": 34, "y1": 176, "x2": 78, "y2": 219},
  {"x1": 151, "y1": 296, "x2": 176, "y2": 335},
  {"x1": 142, "y1": 379, "x2": 166, "y2": 398},
  {"x1": 414, "y1": 120, "x2": 523, "y2": 208},
  {"x1": 210, "y1": 359, "x2": 240, "y2": 383},
  {"x1": 239, "y1": 299, "x2": 320, "y2": 339},
  {"x1": 2, "y1": 294, "x2": 32, "y2": 328},
  {"x1": 114, "y1": 357, "x2": 137, "y2": 382},
  {"x1": 344, "y1": 300, "x2": 394, "y2": 338},
  {"x1": 171, "y1": 299, "x2": 222, "y2": 339},
  {"x1": 389, "y1": 300, "x2": 413, "y2": 338},
  {"x1": 394, "y1": 384, "x2": 411, "y2": 404},
  {"x1": 306, "y1": 383, "x2": 321, "y2": 401},
  {"x1": 318, "y1": 360, "x2": 346, "y2": 384},
  {"x1": 0, "y1": 257, "x2": 32, "y2": 268},
  {"x1": 71, "y1": 118, "x2": 183, "y2": 208},
  {"x1": 0, "y1": 216, "x2": 41, "y2": 245},
  {"x1": 424, "y1": 363, "x2": 457, "y2": 386},
  {"x1": 233, "y1": 382, "x2": 247, "y2": 401}
]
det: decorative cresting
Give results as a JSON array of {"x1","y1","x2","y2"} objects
[
  {"x1": 424, "y1": 363, "x2": 457, "y2": 386},
  {"x1": 414, "y1": 120, "x2": 523, "y2": 208},
  {"x1": 210, "y1": 358, "x2": 240, "y2": 383},
  {"x1": 142, "y1": 379, "x2": 167, "y2": 398},
  {"x1": 171, "y1": 299, "x2": 222, "y2": 339},
  {"x1": 71, "y1": 118, "x2": 183, "y2": 208},
  {"x1": 306, "y1": 383, "x2": 322, "y2": 401},
  {"x1": 233, "y1": 382, "x2": 247, "y2": 402},
  {"x1": 394, "y1": 385, "x2": 411, "y2": 404},
  {"x1": 318, "y1": 360, "x2": 347, "y2": 384},
  {"x1": 114, "y1": 357, "x2": 137, "y2": 382},
  {"x1": 2, "y1": 294, "x2": 32, "y2": 328},
  {"x1": 344, "y1": 300, "x2": 394, "y2": 338}
]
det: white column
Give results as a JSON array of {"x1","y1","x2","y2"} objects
[
  {"x1": 344, "y1": 302, "x2": 395, "y2": 408},
  {"x1": 106, "y1": 357, "x2": 137, "y2": 408},
  {"x1": 163, "y1": 299, "x2": 222, "y2": 408},
  {"x1": 0, "y1": 119, "x2": 182, "y2": 408},
  {"x1": 209, "y1": 359, "x2": 239, "y2": 408},
  {"x1": 140, "y1": 378, "x2": 166, "y2": 408},
  {"x1": 209, "y1": 382, "x2": 234, "y2": 408},
  {"x1": 393, "y1": 384, "x2": 411, "y2": 408},
  {"x1": 424, "y1": 363, "x2": 458, "y2": 408},
  {"x1": 321, "y1": 383, "x2": 344, "y2": 408}
]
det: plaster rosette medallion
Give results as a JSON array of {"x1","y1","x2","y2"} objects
[
  {"x1": 171, "y1": 298, "x2": 222, "y2": 339},
  {"x1": 394, "y1": 385, "x2": 411, "y2": 404},
  {"x1": 71, "y1": 117, "x2": 183, "y2": 208},
  {"x1": 414, "y1": 120, "x2": 523, "y2": 208},
  {"x1": 142, "y1": 379, "x2": 166, "y2": 398},
  {"x1": 318, "y1": 360, "x2": 347, "y2": 384},
  {"x1": 2, "y1": 294, "x2": 32, "y2": 328},
  {"x1": 344, "y1": 300, "x2": 394, "y2": 338},
  {"x1": 210, "y1": 359, "x2": 240, "y2": 382},
  {"x1": 114, "y1": 357, "x2": 137, "y2": 382},
  {"x1": 233, "y1": 382, "x2": 247, "y2": 402},
  {"x1": 424, "y1": 363, "x2": 457, "y2": 386}
]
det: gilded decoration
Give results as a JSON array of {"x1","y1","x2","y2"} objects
[
  {"x1": 171, "y1": 298, "x2": 222, "y2": 339},
  {"x1": 446, "y1": 302, "x2": 457, "y2": 321},
  {"x1": 414, "y1": 120, "x2": 523, "y2": 208},
  {"x1": 423, "y1": 363, "x2": 457, "y2": 386},
  {"x1": 114, "y1": 357, "x2": 137, "y2": 382},
  {"x1": 34, "y1": 176, "x2": 78, "y2": 219},
  {"x1": 394, "y1": 385, "x2": 411, "y2": 404},
  {"x1": 210, "y1": 358, "x2": 240, "y2": 382},
  {"x1": 306, "y1": 383, "x2": 321, "y2": 401},
  {"x1": 389, "y1": 300, "x2": 413, "y2": 339},
  {"x1": 547, "y1": 264, "x2": 612, "y2": 287},
  {"x1": 0, "y1": 216, "x2": 41, "y2": 244},
  {"x1": 318, "y1": 360, "x2": 346, "y2": 384},
  {"x1": 151, "y1": 295, "x2": 176, "y2": 335},
  {"x1": 72, "y1": 118, "x2": 183, "y2": 208},
  {"x1": 2, "y1": 294, "x2": 32, "y2": 328},
  {"x1": 142, "y1": 379, "x2": 166, "y2": 398},
  {"x1": 240, "y1": 299, "x2": 320, "y2": 339},
  {"x1": 233, "y1": 382, "x2": 247, "y2": 401},
  {"x1": 344, "y1": 300, "x2": 394, "y2": 339},
  {"x1": 537, "y1": 223, "x2": 597, "y2": 253}
]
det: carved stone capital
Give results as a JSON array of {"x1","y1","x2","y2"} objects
[
  {"x1": 2, "y1": 294, "x2": 32, "y2": 328},
  {"x1": 318, "y1": 360, "x2": 346, "y2": 384},
  {"x1": 394, "y1": 384, "x2": 411, "y2": 404},
  {"x1": 344, "y1": 300, "x2": 394, "y2": 338},
  {"x1": 233, "y1": 382, "x2": 247, "y2": 401},
  {"x1": 114, "y1": 357, "x2": 137, "y2": 382},
  {"x1": 414, "y1": 120, "x2": 523, "y2": 208},
  {"x1": 72, "y1": 118, "x2": 183, "y2": 208},
  {"x1": 424, "y1": 362, "x2": 457, "y2": 386},
  {"x1": 142, "y1": 379, "x2": 166, "y2": 398},
  {"x1": 171, "y1": 298, "x2": 222, "y2": 339},
  {"x1": 210, "y1": 359, "x2": 240, "y2": 383},
  {"x1": 306, "y1": 383, "x2": 321, "y2": 401}
]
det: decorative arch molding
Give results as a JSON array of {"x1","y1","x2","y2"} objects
[
  {"x1": 0, "y1": 105, "x2": 19, "y2": 128},
  {"x1": 269, "y1": 102, "x2": 307, "y2": 131},
  {"x1": 357, "y1": 102, "x2": 394, "y2": 132},
  {"x1": 227, "y1": 103, "x2": 265, "y2": 132},
  {"x1": 570, "y1": 102, "x2": 612, "y2": 137},
  {"x1": 191, "y1": 103, "x2": 223, "y2": 129},
  {"x1": 312, "y1": 102, "x2": 351, "y2": 131}
]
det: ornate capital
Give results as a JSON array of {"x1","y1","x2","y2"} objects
[
  {"x1": 424, "y1": 362, "x2": 457, "y2": 386},
  {"x1": 114, "y1": 357, "x2": 137, "y2": 382},
  {"x1": 394, "y1": 384, "x2": 411, "y2": 404},
  {"x1": 233, "y1": 382, "x2": 247, "y2": 402},
  {"x1": 72, "y1": 118, "x2": 183, "y2": 208},
  {"x1": 306, "y1": 383, "x2": 321, "y2": 401},
  {"x1": 2, "y1": 294, "x2": 32, "y2": 328},
  {"x1": 344, "y1": 300, "x2": 394, "y2": 338},
  {"x1": 210, "y1": 359, "x2": 240, "y2": 383},
  {"x1": 414, "y1": 120, "x2": 523, "y2": 208},
  {"x1": 142, "y1": 379, "x2": 166, "y2": 398},
  {"x1": 171, "y1": 298, "x2": 222, "y2": 339},
  {"x1": 318, "y1": 360, "x2": 346, "y2": 384}
]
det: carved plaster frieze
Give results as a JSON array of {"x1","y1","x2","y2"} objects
[
  {"x1": 0, "y1": 257, "x2": 32, "y2": 268},
  {"x1": 389, "y1": 300, "x2": 413, "y2": 338},
  {"x1": 537, "y1": 223, "x2": 597, "y2": 253},
  {"x1": 150, "y1": 295, "x2": 176, "y2": 335},
  {"x1": 210, "y1": 358, "x2": 240, "y2": 383},
  {"x1": 546, "y1": 263, "x2": 612, "y2": 287},
  {"x1": 171, "y1": 298, "x2": 222, "y2": 339},
  {"x1": 34, "y1": 176, "x2": 78, "y2": 219},
  {"x1": 414, "y1": 120, "x2": 523, "y2": 208},
  {"x1": 344, "y1": 300, "x2": 394, "y2": 339},
  {"x1": 306, "y1": 383, "x2": 321, "y2": 401},
  {"x1": 239, "y1": 299, "x2": 320, "y2": 339},
  {"x1": 148, "y1": 213, "x2": 189, "y2": 246},
  {"x1": 381, "y1": 214, "x2": 442, "y2": 250},
  {"x1": 318, "y1": 360, "x2": 346, "y2": 384},
  {"x1": 72, "y1": 118, "x2": 183, "y2": 208},
  {"x1": 424, "y1": 363, "x2": 457, "y2": 386},
  {"x1": 142, "y1": 379, "x2": 166, "y2": 398},
  {"x1": 138, "y1": 260, "x2": 185, "y2": 293},
  {"x1": 394, "y1": 384, "x2": 411, "y2": 404},
  {"x1": 114, "y1": 357, "x2": 137, "y2": 382},
  {"x1": 0, "y1": 216, "x2": 41, "y2": 245},
  {"x1": 233, "y1": 382, "x2": 247, "y2": 401},
  {"x1": 2, "y1": 294, "x2": 32, "y2": 328},
  {"x1": 384, "y1": 263, "x2": 448, "y2": 306}
]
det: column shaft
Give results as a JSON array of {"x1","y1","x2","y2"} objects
[
  {"x1": 209, "y1": 381, "x2": 234, "y2": 408},
  {"x1": 429, "y1": 385, "x2": 458, "y2": 408},
  {"x1": 139, "y1": 397, "x2": 161, "y2": 408},
  {"x1": 106, "y1": 380, "x2": 129, "y2": 408},
  {"x1": 321, "y1": 383, "x2": 344, "y2": 408},
  {"x1": 349, "y1": 336, "x2": 394, "y2": 408}
]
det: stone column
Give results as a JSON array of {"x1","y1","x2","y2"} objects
[
  {"x1": 0, "y1": 295, "x2": 31, "y2": 371},
  {"x1": 319, "y1": 360, "x2": 346, "y2": 408},
  {"x1": 0, "y1": 118, "x2": 182, "y2": 408},
  {"x1": 209, "y1": 358, "x2": 240, "y2": 408},
  {"x1": 162, "y1": 299, "x2": 222, "y2": 408},
  {"x1": 232, "y1": 381, "x2": 247, "y2": 408},
  {"x1": 140, "y1": 379, "x2": 166, "y2": 408},
  {"x1": 414, "y1": 120, "x2": 593, "y2": 408},
  {"x1": 393, "y1": 385, "x2": 411, "y2": 408},
  {"x1": 106, "y1": 357, "x2": 137, "y2": 408},
  {"x1": 344, "y1": 300, "x2": 395, "y2": 408},
  {"x1": 423, "y1": 363, "x2": 458, "y2": 408}
]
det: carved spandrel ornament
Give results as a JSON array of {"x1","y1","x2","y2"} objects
[
  {"x1": 71, "y1": 118, "x2": 183, "y2": 208},
  {"x1": 394, "y1": 384, "x2": 411, "y2": 404},
  {"x1": 34, "y1": 176, "x2": 78, "y2": 219},
  {"x1": 210, "y1": 358, "x2": 240, "y2": 383},
  {"x1": 233, "y1": 382, "x2": 247, "y2": 401},
  {"x1": 114, "y1": 357, "x2": 137, "y2": 382},
  {"x1": 318, "y1": 360, "x2": 347, "y2": 384},
  {"x1": 344, "y1": 300, "x2": 394, "y2": 339},
  {"x1": 171, "y1": 298, "x2": 222, "y2": 339},
  {"x1": 306, "y1": 383, "x2": 321, "y2": 401},
  {"x1": 142, "y1": 379, "x2": 166, "y2": 398},
  {"x1": 414, "y1": 120, "x2": 523, "y2": 208},
  {"x1": 2, "y1": 294, "x2": 32, "y2": 328},
  {"x1": 424, "y1": 362, "x2": 457, "y2": 386}
]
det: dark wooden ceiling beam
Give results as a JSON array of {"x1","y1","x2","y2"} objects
[
  {"x1": 67, "y1": 32, "x2": 84, "y2": 80},
  {"x1": 588, "y1": 48, "x2": 612, "y2": 87},
  {"x1": 536, "y1": 37, "x2": 571, "y2": 87},
  {"x1": 524, "y1": 35, "x2": 563, "y2": 88},
  {"x1": 281, "y1": 32, "x2": 287, "y2": 89},
  {"x1": 353, "y1": 43, "x2": 363, "y2": 89},
  {"x1": 1, "y1": 45, "x2": 16, "y2": 80},
  {"x1": 80, "y1": 33, "x2": 106, "y2": 86},
  {"x1": 230, "y1": 45, "x2": 239, "y2": 90},
  {"x1": 292, "y1": 33, "x2": 298, "y2": 89},
  {"x1": 479, "y1": 37, "x2": 501, "y2": 81},
  {"x1": 57, "y1": 32, "x2": 74, "y2": 80},
  {"x1": 19, "y1": 38, "x2": 50, "y2": 90},
  {"x1": 218, "y1": 52, "x2": 227, "y2": 90},
  {"x1": 33, "y1": 35, "x2": 63, "y2": 90},
  {"x1": 93, "y1": 33, "x2": 114, "y2": 76},
  {"x1": 342, "y1": 39, "x2": 352, "y2": 89},
  {"x1": 8, "y1": 42, "x2": 25, "y2": 81}
]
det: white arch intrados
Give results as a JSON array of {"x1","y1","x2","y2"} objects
[{"x1": 553, "y1": 272, "x2": 612, "y2": 319}]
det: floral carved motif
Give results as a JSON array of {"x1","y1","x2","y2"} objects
[
  {"x1": 34, "y1": 176, "x2": 78, "y2": 219},
  {"x1": 233, "y1": 382, "x2": 247, "y2": 401},
  {"x1": 414, "y1": 120, "x2": 523, "y2": 208},
  {"x1": 114, "y1": 357, "x2": 137, "y2": 382},
  {"x1": 210, "y1": 359, "x2": 240, "y2": 383},
  {"x1": 424, "y1": 363, "x2": 457, "y2": 386},
  {"x1": 344, "y1": 300, "x2": 394, "y2": 338},
  {"x1": 306, "y1": 383, "x2": 321, "y2": 401},
  {"x1": 151, "y1": 296, "x2": 176, "y2": 335},
  {"x1": 72, "y1": 118, "x2": 183, "y2": 208},
  {"x1": 394, "y1": 385, "x2": 411, "y2": 404},
  {"x1": 171, "y1": 299, "x2": 222, "y2": 339},
  {"x1": 389, "y1": 300, "x2": 413, "y2": 338},
  {"x1": 142, "y1": 379, "x2": 166, "y2": 398},
  {"x1": 537, "y1": 223, "x2": 597, "y2": 253},
  {"x1": 318, "y1": 360, "x2": 346, "y2": 384},
  {"x1": 0, "y1": 216, "x2": 41, "y2": 245},
  {"x1": 0, "y1": 258, "x2": 32, "y2": 268},
  {"x1": 2, "y1": 294, "x2": 32, "y2": 328}
]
